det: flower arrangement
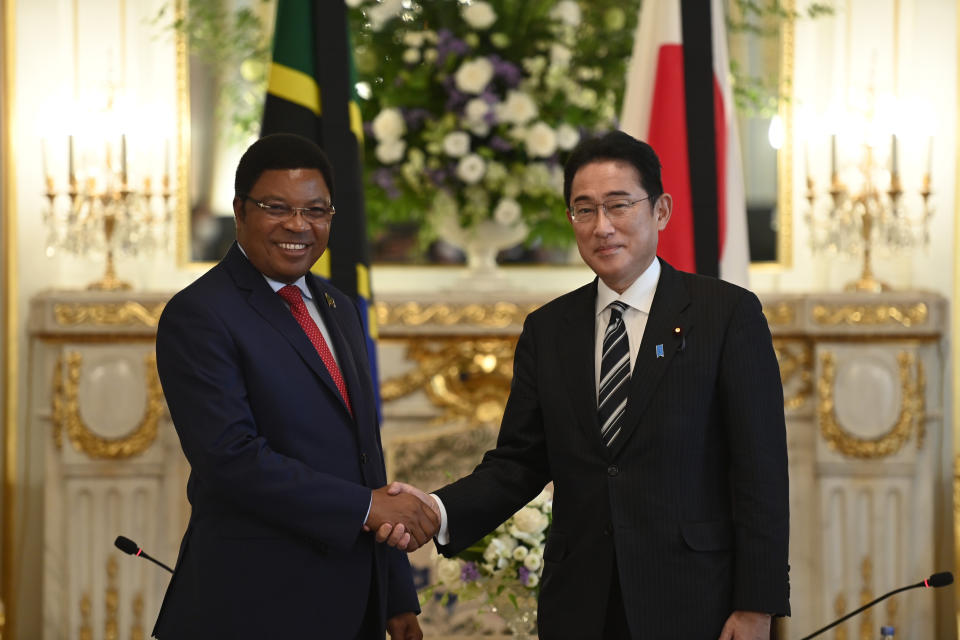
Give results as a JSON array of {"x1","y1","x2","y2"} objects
[
  {"x1": 347, "y1": 0, "x2": 640, "y2": 249},
  {"x1": 426, "y1": 488, "x2": 552, "y2": 624}
]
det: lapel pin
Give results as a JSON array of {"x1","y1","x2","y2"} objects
[
  {"x1": 324, "y1": 293, "x2": 336, "y2": 308},
  {"x1": 656, "y1": 344, "x2": 664, "y2": 358}
]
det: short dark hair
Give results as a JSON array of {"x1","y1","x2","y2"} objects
[
  {"x1": 563, "y1": 131, "x2": 663, "y2": 206},
  {"x1": 234, "y1": 133, "x2": 335, "y2": 201}
]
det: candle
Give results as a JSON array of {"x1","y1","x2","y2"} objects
[
  {"x1": 68, "y1": 135, "x2": 75, "y2": 183},
  {"x1": 830, "y1": 134, "x2": 837, "y2": 178},
  {"x1": 926, "y1": 136, "x2": 933, "y2": 176},
  {"x1": 41, "y1": 138, "x2": 48, "y2": 180},
  {"x1": 121, "y1": 133, "x2": 128, "y2": 184},
  {"x1": 890, "y1": 134, "x2": 898, "y2": 176}
]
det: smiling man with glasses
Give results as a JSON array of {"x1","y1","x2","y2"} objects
[
  {"x1": 152, "y1": 133, "x2": 433, "y2": 640},
  {"x1": 382, "y1": 131, "x2": 790, "y2": 639}
]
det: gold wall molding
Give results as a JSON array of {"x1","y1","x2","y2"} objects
[
  {"x1": 53, "y1": 352, "x2": 163, "y2": 459},
  {"x1": 811, "y1": 303, "x2": 928, "y2": 328},
  {"x1": 376, "y1": 301, "x2": 538, "y2": 330},
  {"x1": 53, "y1": 302, "x2": 165, "y2": 327},
  {"x1": 130, "y1": 593, "x2": 144, "y2": 640},
  {"x1": 858, "y1": 557, "x2": 873, "y2": 640},
  {"x1": 79, "y1": 592, "x2": 92, "y2": 640},
  {"x1": 764, "y1": 301, "x2": 797, "y2": 327},
  {"x1": 381, "y1": 338, "x2": 516, "y2": 425},
  {"x1": 773, "y1": 339, "x2": 812, "y2": 411},
  {"x1": 833, "y1": 593, "x2": 848, "y2": 640},
  {"x1": 818, "y1": 351, "x2": 925, "y2": 459},
  {"x1": 105, "y1": 556, "x2": 118, "y2": 640}
]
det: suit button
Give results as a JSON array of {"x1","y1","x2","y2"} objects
[
  {"x1": 607, "y1": 464, "x2": 619, "y2": 476},
  {"x1": 360, "y1": 453, "x2": 368, "y2": 464}
]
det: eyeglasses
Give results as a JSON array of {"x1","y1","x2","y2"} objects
[
  {"x1": 569, "y1": 196, "x2": 651, "y2": 224},
  {"x1": 242, "y1": 195, "x2": 336, "y2": 224}
]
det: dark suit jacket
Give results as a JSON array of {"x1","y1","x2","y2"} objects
[
  {"x1": 435, "y1": 259, "x2": 789, "y2": 639},
  {"x1": 152, "y1": 243, "x2": 418, "y2": 639}
]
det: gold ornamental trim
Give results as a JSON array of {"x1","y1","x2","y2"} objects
[
  {"x1": 811, "y1": 303, "x2": 929, "y2": 328},
  {"x1": 764, "y1": 301, "x2": 796, "y2": 327},
  {"x1": 376, "y1": 301, "x2": 538, "y2": 330},
  {"x1": 818, "y1": 351, "x2": 925, "y2": 459},
  {"x1": 53, "y1": 352, "x2": 163, "y2": 459},
  {"x1": 773, "y1": 339, "x2": 812, "y2": 411},
  {"x1": 53, "y1": 302, "x2": 165, "y2": 328}
]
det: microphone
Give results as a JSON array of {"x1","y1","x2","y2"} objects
[
  {"x1": 799, "y1": 572, "x2": 953, "y2": 639},
  {"x1": 114, "y1": 535, "x2": 174, "y2": 574}
]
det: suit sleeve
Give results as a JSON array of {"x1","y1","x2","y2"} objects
[
  {"x1": 434, "y1": 316, "x2": 552, "y2": 555},
  {"x1": 156, "y1": 293, "x2": 372, "y2": 552},
  {"x1": 719, "y1": 291, "x2": 790, "y2": 616}
]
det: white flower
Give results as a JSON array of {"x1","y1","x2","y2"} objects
[
  {"x1": 465, "y1": 98, "x2": 490, "y2": 122},
  {"x1": 454, "y1": 58, "x2": 494, "y2": 94},
  {"x1": 526, "y1": 573, "x2": 540, "y2": 588},
  {"x1": 556, "y1": 124, "x2": 580, "y2": 151},
  {"x1": 345, "y1": 0, "x2": 364, "y2": 7},
  {"x1": 513, "y1": 506, "x2": 549, "y2": 534},
  {"x1": 528, "y1": 489, "x2": 551, "y2": 507},
  {"x1": 423, "y1": 49, "x2": 438, "y2": 64},
  {"x1": 436, "y1": 558, "x2": 462, "y2": 585},
  {"x1": 442, "y1": 131, "x2": 471, "y2": 158},
  {"x1": 497, "y1": 90, "x2": 538, "y2": 125},
  {"x1": 402, "y1": 48, "x2": 421, "y2": 64},
  {"x1": 456, "y1": 153, "x2": 486, "y2": 184},
  {"x1": 550, "y1": 0, "x2": 582, "y2": 26},
  {"x1": 483, "y1": 545, "x2": 499, "y2": 563},
  {"x1": 523, "y1": 552, "x2": 543, "y2": 571},
  {"x1": 375, "y1": 139, "x2": 406, "y2": 164},
  {"x1": 368, "y1": 0, "x2": 404, "y2": 31},
  {"x1": 461, "y1": 1, "x2": 497, "y2": 29},
  {"x1": 467, "y1": 120, "x2": 490, "y2": 136},
  {"x1": 512, "y1": 545, "x2": 529, "y2": 561},
  {"x1": 550, "y1": 43, "x2": 572, "y2": 67},
  {"x1": 371, "y1": 108, "x2": 406, "y2": 141},
  {"x1": 496, "y1": 534, "x2": 518, "y2": 554},
  {"x1": 525, "y1": 121, "x2": 558, "y2": 158},
  {"x1": 402, "y1": 32, "x2": 425, "y2": 48},
  {"x1": 494, "y1": 198, "x2": 522, "y2": 225}
]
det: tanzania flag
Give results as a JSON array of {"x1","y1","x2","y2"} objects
[{"x1": 261, "y1": 0, "x2": 381, "y2": 416}]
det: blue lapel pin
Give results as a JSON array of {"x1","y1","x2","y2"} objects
[
  {"x1": 656, "y1": 344, "x2": 664, "y2": 358},
  {"x1": 324, "y1": 293, "x2": 336, "y2": 308}
]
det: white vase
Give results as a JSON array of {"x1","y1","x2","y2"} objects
[{"x1": 435, "y1": 214, "x2": 529, "y2": 291}]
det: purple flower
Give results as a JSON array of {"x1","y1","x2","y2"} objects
[
  {"x1": 403, "y1": 108, "x2": 432, "y2": 131},
  {"x1": 488, "y1": 54, "x2": 523, "y2": 88},
  {"x1": 518, "y1": 566, "x2": 531, "y2": 586},
  {"x1": 427, "y1": 168, "x2": 449, "y2": 187},
  {"x1": 489, "y1": 136, "x2": 513, "y2": 153},
  {"x1": 461, "y1": 562, "x2": 480, "y2": 583},
  {"x1": 436, "y1": 29, "x2": 471, "y2": 66},
  {"x1": 443, "y1": 76, "x2": 469, "y2": 112},
  {"x1": 372, "y1": 168, "x2": 400, "y2": 199}
]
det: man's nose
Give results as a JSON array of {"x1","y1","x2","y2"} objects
[
  {"x1": 283, "y1": 210, "x2": 311, "y2": 231},
  {"x1": 593, "y1": 209, "x2": 615, "y2": 235}
]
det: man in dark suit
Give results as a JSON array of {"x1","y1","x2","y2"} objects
[
  {"x1": 153, "y1": 134, "x2": 438, "y2": 639},
  {"x1": 382, "y1": 131, "x2": 789, "y2": 639}
]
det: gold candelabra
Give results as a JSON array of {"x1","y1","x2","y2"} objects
[
  {"x1": 805, "y1": 94, "x2": 933, "y2": 292},
  {"x1": 42, "y1": 134, "x2": 173, "y2": 290}
]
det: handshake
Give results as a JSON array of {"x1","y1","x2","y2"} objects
[{"x1": 364, "y1": 482, "x2": 440, "y2": 552}]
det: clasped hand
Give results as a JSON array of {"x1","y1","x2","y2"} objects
[{"x1": 365, "y1": 484, "x2": 440, "y2": 552}]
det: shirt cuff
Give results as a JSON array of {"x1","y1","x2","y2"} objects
[
  {"x1": 430, "y1": 493, "x2": 450, "y2": 545},
  {"x1": 363, "y1": 492, "x2": 372, "y2": 527}
]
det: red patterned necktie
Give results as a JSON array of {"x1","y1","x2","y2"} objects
[{"x1": 277, "y1": 285, "x2": 353, "y2": 416}]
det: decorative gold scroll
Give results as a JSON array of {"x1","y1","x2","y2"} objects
[
  {"x1": 833, "y1": 593, "x2": 847, "y2": 640},
  {"x1": 811, "y1": 303, "x2": 929, "y2": 328},
  {"x1": 53, "y1": 302, "x2": 165, "y2": 328},
  {"x1": 79, "y1": 592, "x2": 92, "y2": 640},
  {"x1": 774, "y1": 339, "x2": 813, "y2": 411},
  {"x1": 764, "y1": 301, "x2": 797, "y2": 327},
  {"x1": 53, "y1": 352, "x2": 164, "y2": 459},
  {"x1": 858, "y1": 557, "x2": 873, "y2": 640},
  {"x1": 818, "y1": 351, "x2": 925, "y2": 459},
  {"x1": 381, "y1": 338, "x2": 516, "y2": 425},
  {"x1": 105, "y1": 557, "x2": 118, "y2": 640},
  {"x1": 376, "y1": 301, "x2": 538, "y2": 330},
  {"x1": 130, "y1": 593, "x2": 145, "y2": 640}
]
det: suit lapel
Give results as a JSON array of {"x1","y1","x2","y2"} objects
[
  {"x1": 307, "y1": 276, "x2": 371, "y2": 426},
  {"x1": 222, "y1": 244, "x2": 348, "y2": 415},
  {"x1": 559, "y1": 281, "x2": 604, "y2": 448},
  {"x1": 608, "y1": 260, "x2": 692, "y2": 459}
]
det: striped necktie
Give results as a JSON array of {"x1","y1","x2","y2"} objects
[{"x1": 598, "y1": 301, "x2": 630, "y2": 447}]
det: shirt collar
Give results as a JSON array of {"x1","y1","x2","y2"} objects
[
  {"x1": 595, "y1": 258, "x2": 661, "y2": 316},
  {"x1": 237, "y1": 242, "x2": 313, "y2": 301}
]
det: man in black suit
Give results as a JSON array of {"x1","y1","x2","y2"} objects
[
  {"x1": 382, "y1": 131, "x2": 789, "y2": 639},
  {"x1": 153, "y1": 134, "x2": 438, "y2": 639}
]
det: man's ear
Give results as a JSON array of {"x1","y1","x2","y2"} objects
[
  {"x1": 232, "y1": 196, "x2": 244, "y2": 222},
  {"x1": 654, "y1": 193, "x2": 673, "y2": 231}
]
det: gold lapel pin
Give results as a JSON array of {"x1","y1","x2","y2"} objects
[{"x1": 324, "y1": 293, "x2": 336, "y2": 308}]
